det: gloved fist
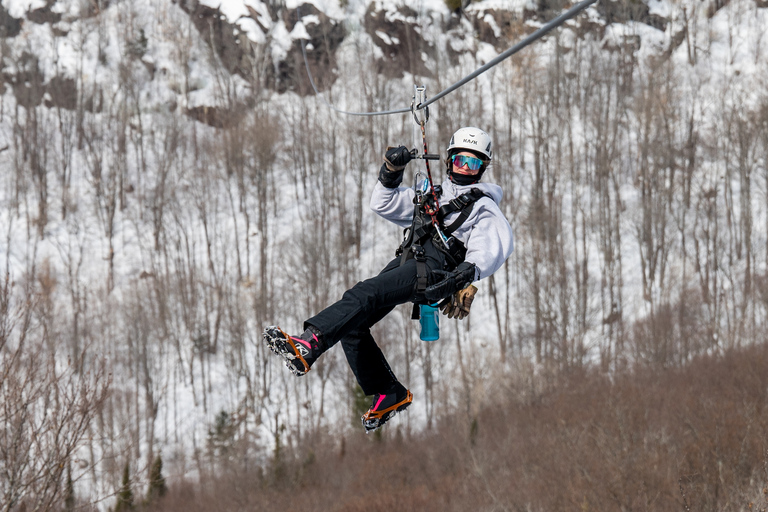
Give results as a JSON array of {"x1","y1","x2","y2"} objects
[
  {"x1": 439, "y1": 284, "x2": 478, "y2": 320},
  {"x1": 424, "y1": 262, "x2": 477, "y2": 303},
  {"x1": 384, "y1": 146, "x2": 412, "y2": 171},
  {"x1": 379, "y1": 162, "x2": 404, "y2": 188}
]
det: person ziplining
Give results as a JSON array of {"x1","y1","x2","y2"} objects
[
  {"x1": 263, "y1": 0, "x2": 598, "y2": 432},
  {"x1": 264, "y1": 126, "x2": 514, "y2": 433}
]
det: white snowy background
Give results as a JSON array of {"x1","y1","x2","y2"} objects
[{"x1": 1, "y1": 0, "x2": 768, "y2": 507}]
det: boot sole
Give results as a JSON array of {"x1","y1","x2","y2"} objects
[
  {"x1": 263, "y1": 326, "x2": 310, "y2": 376},
  {"x1": 362, "y1": 390, "x2": 413, "y2": 433}
]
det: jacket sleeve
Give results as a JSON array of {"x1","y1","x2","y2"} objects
[
  {"x1": 369, "y1": 181, "x2": 415, "y2": 228},
  {"x1": 462, "y1": 200, "x2": 514, "y2": 280}
]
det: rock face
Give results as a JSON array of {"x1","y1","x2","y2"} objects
[
  {"x1": 0, "y1": 0, "x2": 679, "y2": 117},
  {"x1": 596, "y1": 0, "x2": 666, "y2": 31},
  {"x1": 471, "y1": 9, "x2": 527, "y2": 52},
  {"x1": 175, "y1": 0, "x2": 252, "y2": 78},
  {"x1": 27, "y1": 0, "x2": 62, "y2": 25},
  {"x1": 5, "y1": 52, "x2": 46, "y2": 109},
  {"x1": 279, "y1": 4, "x2": 346, "y2": 94},
  {"x1": 173, "y1": 0, "x2": 345, "y2": 94},
  {"x1": 364, "y1": 3, "x2": 437, "y2": 78},
  {"x1": 1, "y1": 4, "x2": 22, "y2": 38},
  {"x1": 174, "y1": 0, "x2": 671, "y2": 91}
]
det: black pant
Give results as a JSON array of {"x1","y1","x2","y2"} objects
[{"x1": 306, "y1": 240, "x2": 445, "y2": 395}]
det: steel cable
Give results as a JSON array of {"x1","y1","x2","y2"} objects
[{"x1": 296, "y1": 0, "x2": 598, "y2": 116}]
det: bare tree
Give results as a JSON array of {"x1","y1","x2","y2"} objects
[{"x1": 1, "y1": 260, "x2": 110, "y2": 511}]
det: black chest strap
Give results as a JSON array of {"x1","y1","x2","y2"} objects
[
  {"x1": 396, "y1": 188, "x2": 489, "y2": 292},
  {"x1": 437, "y1": 188, "x2": 488, "y2": 235}
]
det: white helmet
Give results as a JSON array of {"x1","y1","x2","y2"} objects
[{"x1": 446, "y1": 127, "x2": 492, "y2": 160}]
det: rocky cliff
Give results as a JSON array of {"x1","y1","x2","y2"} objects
[{"x1": 0, "y1": 0, "x2": 681, "y2": 126}]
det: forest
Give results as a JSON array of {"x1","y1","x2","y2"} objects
[{"x1": 1, "y1": 0, "x2": 768, "y2": 509}]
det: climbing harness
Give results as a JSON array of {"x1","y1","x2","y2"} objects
[
  {"x1": 393, "y1": 87, "x2": 441, "y2": 303},
  {"x1": 396, "y1": 87, "x2": 489, "y2": 306}
]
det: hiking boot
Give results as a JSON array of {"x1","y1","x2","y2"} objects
[
  {"x1": 361, "y1": 383, "x2": 413, "y2": 433},
  {"x1": 264, "y1": 325, "x2": 325, "y2": 376}
]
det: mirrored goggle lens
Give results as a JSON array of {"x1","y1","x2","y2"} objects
[{"x1": 452, "y1": 155, "x2": 484, "y2": 171}]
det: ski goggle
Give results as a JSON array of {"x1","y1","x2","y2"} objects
[{"x1": 451, "y1": 154, "x2": 484, "y2": 171}]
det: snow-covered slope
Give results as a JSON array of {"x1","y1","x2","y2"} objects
[{"x1": 2, "y1": 0, "x2": 767, "y2": 508}]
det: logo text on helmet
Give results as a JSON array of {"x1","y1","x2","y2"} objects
[{"x1": 463, "y1": 138, "x2": 478, "y2": 145}]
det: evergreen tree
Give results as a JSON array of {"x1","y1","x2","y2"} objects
[
  {"x1": 115, "y1": 462, "x2": 134, "y2": 512},
  {"x1": 271, "y1": 420, "x2": 285, "y2": 481},
  {"x1": 146, "y1": 455, "x2": 168, "y2": 503},
  {"x1": 208, "y1": 410, "x2": 236, "y2": 458},
  {"x1": 353, "y1": 385, "x2": 382, "y2": 441},
  {"x1": 352, "y1": 385, "x2": 370, "y2": 429}
]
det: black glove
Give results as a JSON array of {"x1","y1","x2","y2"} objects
[
  {"x1": 379, "y1": 146, "x2": 412, "y2": 188},
  {"x1": 424, "y1": 262, "x2": 477, "y2": 303},
  {"x1": 379, "y1": 163, "x2": 404, "y2": 188},
  {"x1": 384, "y1": 145, "x2": 412, "y2": 171}
]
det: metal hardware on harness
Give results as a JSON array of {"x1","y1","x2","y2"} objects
[
  {"x1": 412, "y1": 245, "x2": 428, "y2": 294},
  {"x1": 411, "y1": 85, "x2": 429, "y2": 127},
  {"x1": 407, "y1": 86, "x2": 451, "y2": 252},
  {"x1": 412, "y1": 171, "x2": 428, "y2": 208},
  {"x1": 449, "y1": 196, "x2": 470, "y2": 210}
]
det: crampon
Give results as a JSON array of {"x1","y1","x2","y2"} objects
[
  {"x1": 361, "y1": 389, "x2": 413, "y2": 433},
  {"x1": 263, "y1": 326, "x2": 313, "y2": 376}
]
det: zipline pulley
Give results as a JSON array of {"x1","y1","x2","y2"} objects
[
  {"x1": 410, "y1": 86, "x2": 439, "y2": 160},
  {"x1": 411, "y1": 86, "x2": 429, "y2": 126}
]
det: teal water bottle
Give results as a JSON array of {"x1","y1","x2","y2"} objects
[{"x1": 419, "y1": 303, "x2": 440, "y2": 341}]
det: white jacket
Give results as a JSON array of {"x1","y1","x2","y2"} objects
[{"x1": 370, "y1": 177, "x2": 514, "y2": 281}]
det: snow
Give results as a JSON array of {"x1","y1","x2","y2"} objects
[
  {"x1": 647, "y1": 0, "x2": 672, "y2": 17},
  {"x1": 2, "y1": 0, "x2": 47, "y2": 18},
  {"x1": 291, "y1": 21, "x2": 311, "y2": 40},
  {"x1": 449, "y1": 33, "x2": 475, "y2": 53},
  {"x1": 270, "y1": 20, "x2": 292, "y2": 63},
  {"x1": 302, "y1": 14, "x2": 321, "y2": 25},
  {"x1": 3, "y1": 0, "x2": 768, "y2": 506},
  {"x1": 466, "y1": 0, "x2": 532, "y2": 11},
  {"x1": 237, "y1": 17, "x2": 266, "y2": 43},
  {"x1": 375, "y1": 29, "x2": 398, "y2": 45},
  {"x1": 483, "y1": 13, "x2": 502, "y2": 39},
  {"x1": 476, "y1": 41, "x2": 500, "y2": 64},
  {"x1": 196, "y1": 0, "x2": 348, "y2": 21},
  {"x1": 199, "y1": 0, "x2": 250, "y2": 20}
]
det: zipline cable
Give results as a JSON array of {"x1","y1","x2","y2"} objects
[
  {"x1": 296, "y1": 0, "x2": 598, "y2": 116},
  {"x1": 419, "y1": 0, "x2": 598, "y2": 109}
]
